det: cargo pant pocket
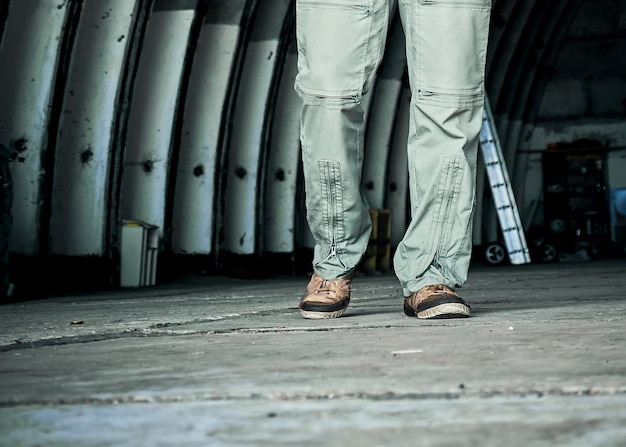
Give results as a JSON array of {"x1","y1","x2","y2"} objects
[
  {"x1": 409, "y1": 0, "x2": 491, "y2": 108},
  {"x1": 295, "y1": 0, "x2": 385, "y2": 103}
]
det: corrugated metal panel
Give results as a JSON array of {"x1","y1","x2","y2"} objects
[
  {"x1": 362, "y1": 19, "x2": 406, "y2": 211},
  {"x1": 263, "y1": 39, "x2": 301, "y2": 254},
  {"x1": 221, "y1": 0, "x2": 291, "y2": 255},
  {"x1": 386, "y1": 87, "x2": 411, "y2": 248},
  {"x1": 171, "y1": 1, "x2": 251, "y2": 255},
  {"x1": 0, "y1": 1, "x2": 69, "y2": 255},
  {"x1": 120, "y1": 5, "x2": 197, "y2": 242},
  {"x1": 49, "y1": 0, "x2": 139, "y2": 256}
]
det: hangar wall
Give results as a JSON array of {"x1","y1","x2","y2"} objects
[{"x1": 0, "y1": 0, "x2": 624, "y2": 291}]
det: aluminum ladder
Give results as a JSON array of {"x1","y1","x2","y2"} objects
[{"x1": 479, "y1": 97, "x2": 532, "y2": 265}]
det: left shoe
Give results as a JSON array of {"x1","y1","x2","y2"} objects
[{"x1": 404, "y1": 284, "x2": 471, "y2": 319}]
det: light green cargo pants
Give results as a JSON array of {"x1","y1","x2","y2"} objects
[{"x1": 295, "y1": 0, "x2": 492, "y2": 296}]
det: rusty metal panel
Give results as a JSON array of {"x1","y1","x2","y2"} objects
[
  {"x1": 263, "y1": 40, "x2": 300, "y2": 253},
  {"x1": 362, "y1": 19, "x2": 406, "y2": 211},
  {"x1": 221, "y1": 0, "x2": 291, "y2": 255},
  {"x1": 0, "y1": 1, "x2": 69, "y2": 255},
  {"x1": 386, "y1": 87, "x2": 411, "y2": 248},
  {"x1": 171, "y1": 3, "x2": 250, "y2": 255},
  {"x1": 120, "y1": 5, "x2": 197, "y2": 243},
  {"x1": 362, "y1": 77, "x2": 403, "y2": 209},
  {"x1": 48, "y1": 0, "x2": 139, "y2": 256}
]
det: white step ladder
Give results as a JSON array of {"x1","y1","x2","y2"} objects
[{"x1": 479, "y1": 97, "x2": 532, "y2": 265}]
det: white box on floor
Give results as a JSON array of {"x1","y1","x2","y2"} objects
[{"x1": 120, "y1": 220, "x2": 159, "y2": 287}]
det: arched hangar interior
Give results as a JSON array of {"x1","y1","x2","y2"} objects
[{"x1": 0, "y1": 0, "x2": 625, "y2": 292}]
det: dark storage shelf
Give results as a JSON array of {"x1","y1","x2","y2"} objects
[{"x1": 542, "y1": 147, "x2": 610, "y2": 259}]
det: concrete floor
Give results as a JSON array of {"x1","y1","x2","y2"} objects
[{"x1": 0, "y1": 258, "x2": 625, "y2": 446}]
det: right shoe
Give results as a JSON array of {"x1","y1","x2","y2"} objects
[
  {"x1": 403, "y1": 284, "x2": 471, "y2": 319},
  {"x1": 299, "y1": 272, "x2": 352, "y2": 319}
]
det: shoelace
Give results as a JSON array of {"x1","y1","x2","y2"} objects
[
  {"x1": 313, "y1": 278, "x2": 351, "y2": 294},
  {"x1": 316, "y1": 280, "x2": 331, "y2": 294},
  {"x1": 430, "y1": 285, "x2": 445, "y2": 293},
  {"x1": 423, "y1": 284, "x2": 452, "y2": 294}
]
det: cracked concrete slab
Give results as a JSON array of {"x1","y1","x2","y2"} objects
[
  {"x1": 2, "y1": 396, "x2": 626, "y2": 447},
  {"x1": 0, "y1": 259, "x2": 625, "y2": 446}
]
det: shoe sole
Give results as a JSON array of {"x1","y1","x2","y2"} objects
[
  {"x1": 300, "y1": 306, "x2": 348, "y2": 319},
  {"x1": 416, "y1": 302, "x2": 470, "y2": 319}
]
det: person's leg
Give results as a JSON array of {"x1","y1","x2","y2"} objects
[
  {"x1": 396, "y1": 0, "x2": 492, "y2": 318},
  {"x1": 294, "y1": 0, "x2": 392, "y2": 318},
  {"x1": 300, "y1": 105, "x2": 370, "y2": 280}
]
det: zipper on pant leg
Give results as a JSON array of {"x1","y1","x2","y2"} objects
[
  {"x1": 434, "y1": 157, "x2": 466, "y2": 285},
  {"x1": 418, "y1": 0, "x2": 490, "y2": 7},
  {"x1": 418, "y1": 89, "x2": 484, "y2": 107},
  {"x1": 411, "y1": 156, "x2": 464, "y2": 278},
  {"x1": 327, "y1": 162, "x2": 337, "y2": 257},
  {"x1": 298, "y1": 2, "x2": 372, "y2": 13},
  {"x1": 316, "y1": 160, "x2": 346, "y2": 269},
  {"x1": 326, "y1": 161, "x2": 339, "y2": 261}
]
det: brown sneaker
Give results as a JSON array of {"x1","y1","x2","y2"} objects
[
  {"x1": 404, "y1": 284, "x2": 471, "y2": 319},
  {"x1": 299, "y1": 272, "x2": 352, "y2": 319}
]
